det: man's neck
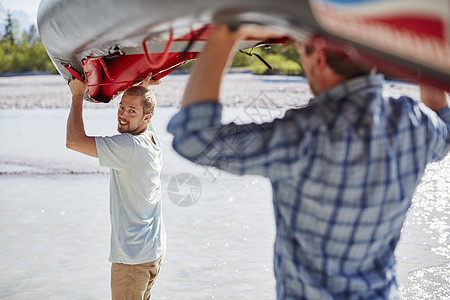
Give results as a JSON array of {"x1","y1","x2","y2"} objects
[{"x1": 315, "y1": 70, "x2": 348, "y2": 95}]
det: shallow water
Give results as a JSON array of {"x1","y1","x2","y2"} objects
[{"x1": 0, "y1": 74, "x2": 448, "y2": 299}]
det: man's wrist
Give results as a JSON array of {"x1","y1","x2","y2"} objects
[
  {"x1": 209, "y1": 24, "x2": 241, "y2": 45},
  {"x1": 71, "y1": 94, "x2": 84, "y2": 102}
]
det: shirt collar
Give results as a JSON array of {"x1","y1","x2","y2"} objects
[{"x1": 309, "y1": 74, "x2": 385, "y2": 107}]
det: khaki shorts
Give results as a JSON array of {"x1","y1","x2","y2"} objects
[{"x1": 111, "y1": 255, "x2": 164, "y2": 300}]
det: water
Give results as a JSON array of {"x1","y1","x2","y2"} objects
[{"x1": 0, "y1": 75, "x2": 449, "y2": 299}]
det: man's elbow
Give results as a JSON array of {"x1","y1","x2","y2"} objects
[
  {"x1": 66, "y1": 137, "x2": 81, "y2": 151},
  {"x1": 65, "y1": 135, "x2": 98, "y2": 158},
  {"x1": 66, "y1": 140, "x2": 76, "y2": 151}
]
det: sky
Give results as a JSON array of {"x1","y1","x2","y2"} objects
[
  {"x1": 1, "y1": 0, "x2": 40, "y2": 19},
  {"x1": 0, "y1": 0, "x2": 41, "y2": 32}
]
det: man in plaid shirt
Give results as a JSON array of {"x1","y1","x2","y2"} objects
[{"x1": 167, "y1": 25, "x2": 450, "y2": 299}]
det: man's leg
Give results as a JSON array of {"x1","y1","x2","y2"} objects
[
  {"x1": 142, "y1": 255, "x2": 164, "y2": 300},
  {"x1": 111, "y1": 256, "x2": 164, "y2": 300}
]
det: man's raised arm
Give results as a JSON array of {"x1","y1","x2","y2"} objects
[{"x1": 66, "y1": 79, "x2": 98, "y2": 158}]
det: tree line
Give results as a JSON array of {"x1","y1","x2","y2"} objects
[
  {"x1": 0, "y1": 12, "x2": 56, "y2": 74},
  {"x1": 231, "y1": 44, "x2": 302, "y2": 75},
  {"x1": 1, "y1": 12, "x2": 302, "y2": 76}
]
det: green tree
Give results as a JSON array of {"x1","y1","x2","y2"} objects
[
  {"x1": 24, "y1": 24, "x2": 39, "y2": 45},
  {"x1": 2, "y1": 11, "x2": 16, "y2": 47},
  {"x1": 0, "y1": 14, "x2": 57, "y2": 74},
  {"x1": 232, "y1": 44, "x2": 303, "y2": 75}
]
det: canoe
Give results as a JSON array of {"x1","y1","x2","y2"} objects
[{"x1": 37, "y1": 0, "x2": 450, "y2": 102}]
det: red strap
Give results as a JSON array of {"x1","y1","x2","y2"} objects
[
  {"x1": 142, "y1": 31, "x2": 174, "y2": 69},
  {"x1": 98, "y1": 57, "x2": 114, "y2": 81},
  {"x1": 63, "y1": 65, "x2": 84, "y2": 82}
]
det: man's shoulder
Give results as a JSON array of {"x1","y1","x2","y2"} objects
[
  {"x1": 95, "y1": 133, "x2": 136, "y2": 151},
  {"x1": 99, "y1": 133, "x2": 135, "y2": 141},
  {"x1": 386, "y1": 95, "x2": 424, "y2": 116}
]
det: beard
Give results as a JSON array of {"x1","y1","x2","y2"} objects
[{"x1": 117, "y1": 119, "x2": 143, "y2": 135}]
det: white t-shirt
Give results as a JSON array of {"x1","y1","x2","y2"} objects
[{"x1": 95, "y1": 123, "x2": 166, "y2": 264}]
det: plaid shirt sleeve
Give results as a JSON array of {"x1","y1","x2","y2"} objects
[{"x1": 167, "y1": 102, "x2": 312, "y2": 180}]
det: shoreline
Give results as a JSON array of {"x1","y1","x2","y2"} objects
[{"x1": 0, "y1": 73, "x2": 420, "y2": 110}]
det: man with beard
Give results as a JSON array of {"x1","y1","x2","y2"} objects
[
  {"x1": 167, "y1": 25, "x2": 450, "y2": 299},
  {"x1": 66, "y1": 74, "x2": 166, "y2": 300}
]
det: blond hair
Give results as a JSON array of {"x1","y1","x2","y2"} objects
[{"x1": 124, "y1": 85, "x2": 157, "y2": 115}]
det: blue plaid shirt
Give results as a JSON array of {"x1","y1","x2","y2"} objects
[{"x1": 167, "y1": 75, "x2": 450, "y2": 299}]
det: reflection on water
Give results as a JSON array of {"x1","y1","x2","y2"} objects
[{"x1": 396, "y1": 157, "x2": 450, "y2": 299}]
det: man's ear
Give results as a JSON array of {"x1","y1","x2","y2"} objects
[
  {"x1": 315, "y1": 49, "x2": 327, "y2": 70},
  {"x1": 144, "y1": 113, "x2": 152, "y2": 122}
]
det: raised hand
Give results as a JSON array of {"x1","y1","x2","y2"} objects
[{"x1": 141, "y1": 72, "x2": 162, "y2": 89}]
